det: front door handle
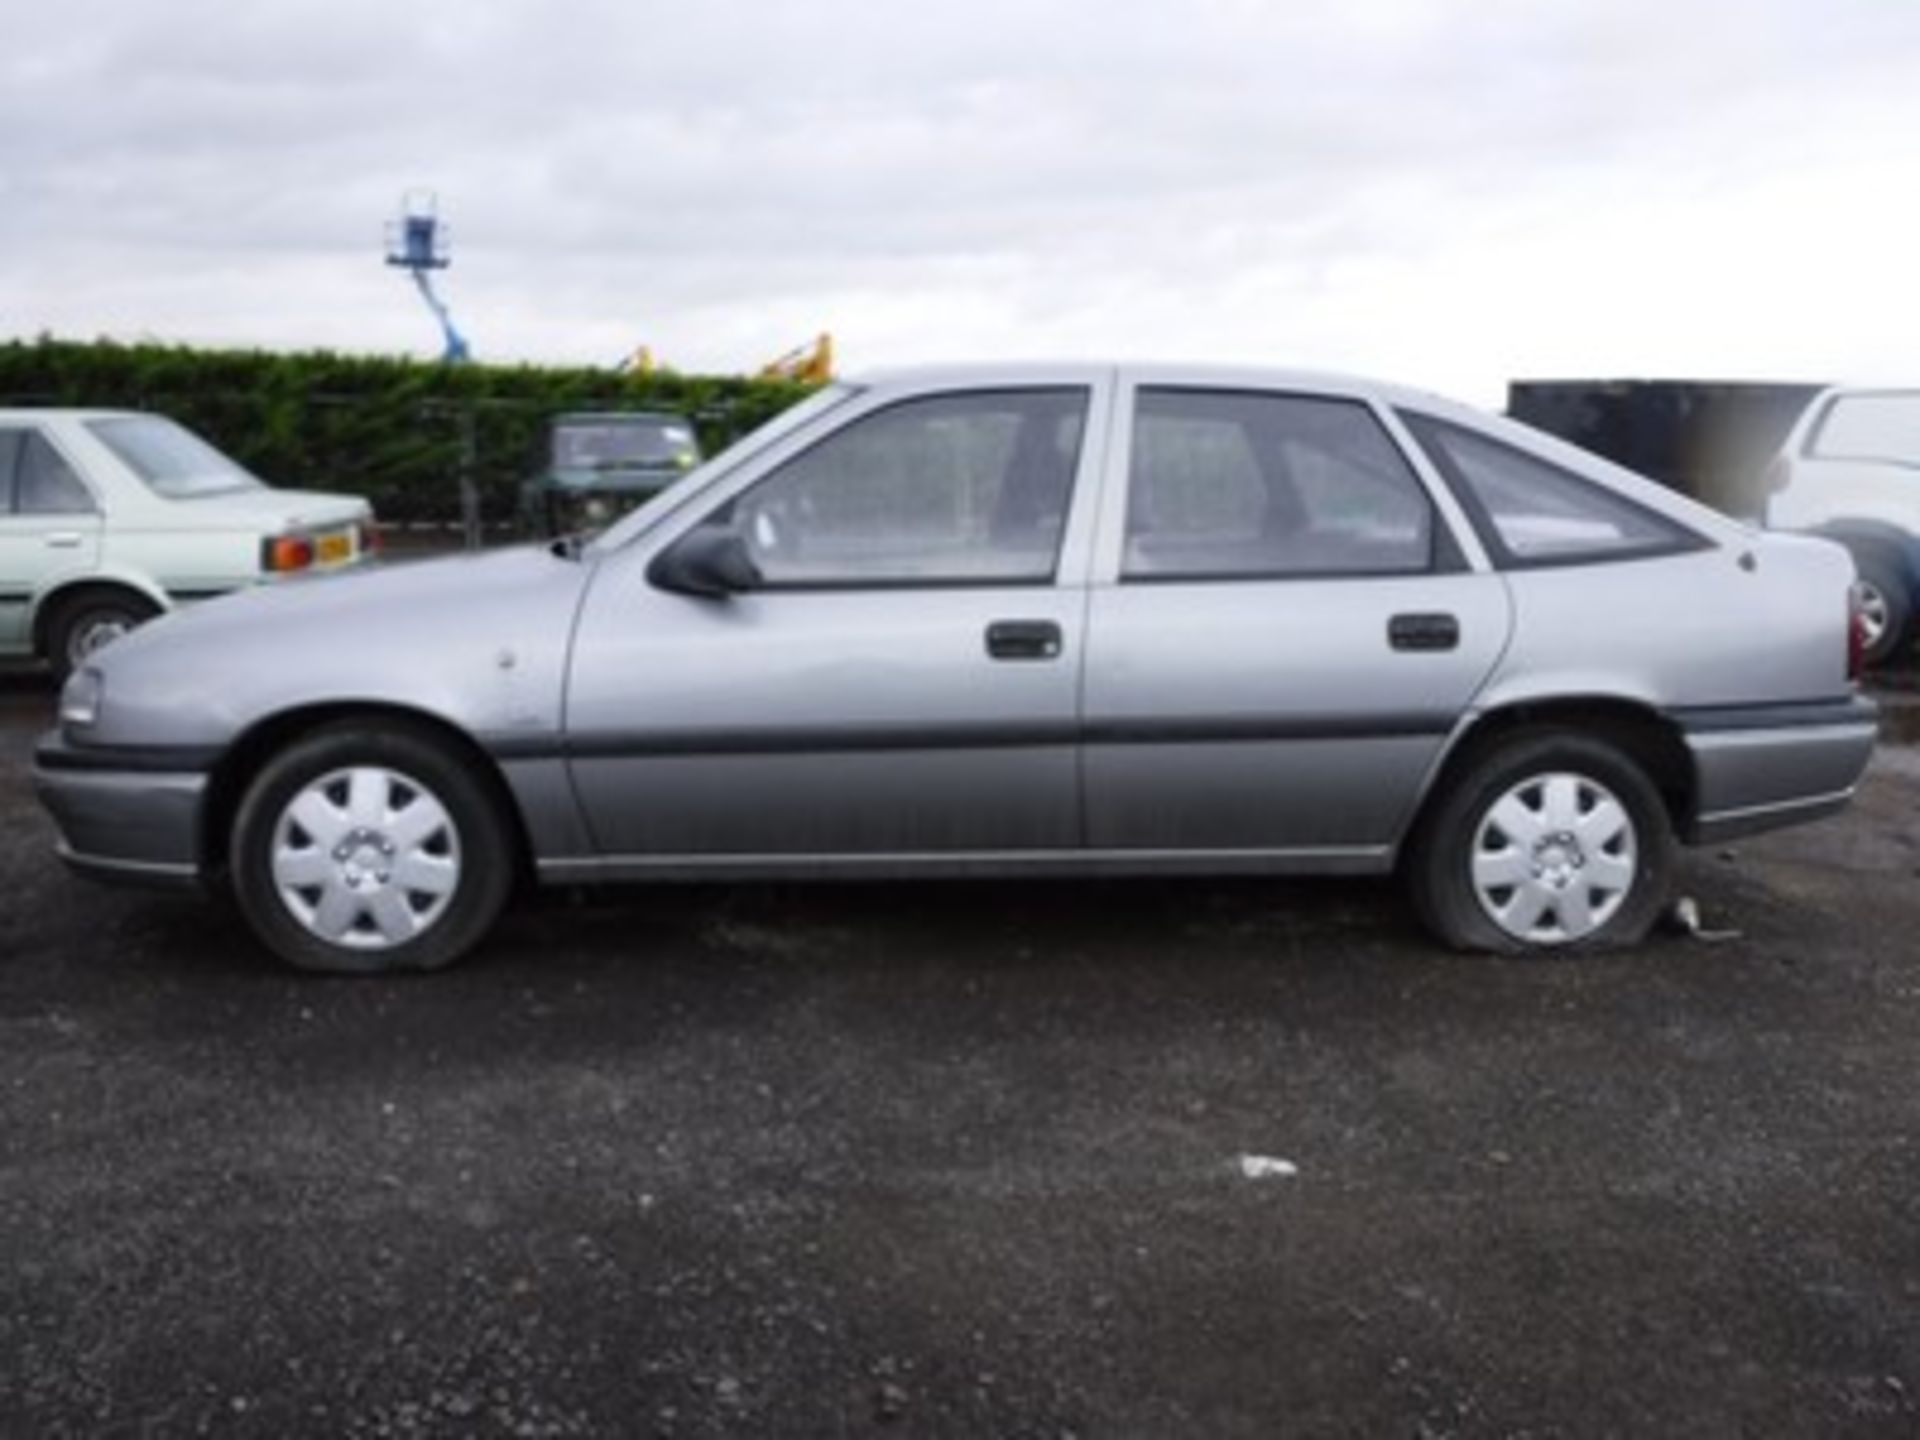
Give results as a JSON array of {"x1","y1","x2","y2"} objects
[
  {"x1": 44, "y1": 531, "x2": 85, "y2": 549},
  {"x1": 1388, "y1": 612, "x2": 1459, "y2": 652},
  {"x1": 986, "y1": 619, "x2": 1064, "y2": 661}
]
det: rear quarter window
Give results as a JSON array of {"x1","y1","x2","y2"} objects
[{"x1": 1400, "y1": 413, "x2": 1703, "y2": 567}]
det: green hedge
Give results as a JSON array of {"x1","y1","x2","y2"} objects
[{"x1": 0, "y1": 336, "x2": 819, "y2": 524}]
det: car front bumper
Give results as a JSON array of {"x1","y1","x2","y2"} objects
[
  {"x1": 32, "y1": 734, "x2": 208, "y2": 890},
  {"x1": 1680, "y1": 696, "x2": 1880, "y2": 844}
]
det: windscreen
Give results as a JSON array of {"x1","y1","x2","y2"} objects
[
  {"x1": 552, "y1": 419, "x2": 698, "y2": 470},
  {"x1": 88, "y1": 416, "x2": 265, "y2": 499},
  {"x1": 1809, "y1": 392, "x2": 1920, "y2": 466}
]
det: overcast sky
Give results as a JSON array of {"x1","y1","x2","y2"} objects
[{"x1": 4, "y1": 0, "x2": 1917, "y2": 403}]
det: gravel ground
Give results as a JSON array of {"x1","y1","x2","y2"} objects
[{"x1": 2, "y1": 665, "x2": 1918, "y2": 1436}]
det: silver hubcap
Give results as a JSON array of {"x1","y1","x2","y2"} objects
[
  {"x1": 68, "y1": 616, "x2": 133, "y2": 666},
  {"x1": 1471, "y1": 772, "x2": 1637, "y2": 945},
  {"x1": 1853, "y1": 579, "x2": 1890, "y2": 649},
  {"x1": 271, "y1": 766, "x2": 460, "y2": 951}
]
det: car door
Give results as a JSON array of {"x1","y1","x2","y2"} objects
[
  {"x1": 564, "y1": 376, "x2": 1109, "y2": 863},
  {"x1": 0, "y1": 425, "x2": 104, "y2": 650},
  {"x1": 1081, "y1": 377, "x2": 1512, "y2": 858}
]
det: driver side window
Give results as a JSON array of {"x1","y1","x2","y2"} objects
[{"x1": 723, "y1": 388, "x2": 1088, "y2": 586}]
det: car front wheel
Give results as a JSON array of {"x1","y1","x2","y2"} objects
[
  {"x1": 1408, "y1": 730, "x2": 1673, "y2": 954},
  {"x1": 230, "y1": 723, "x2": 514, "y2": 974}
]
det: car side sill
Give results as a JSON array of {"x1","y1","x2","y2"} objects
[
  {"x1": 537, "y1": 845, "x2": 1395, "y2": 884},
  {"x1": 54, "y1": 844, "x2": 205, "y2": 892}
]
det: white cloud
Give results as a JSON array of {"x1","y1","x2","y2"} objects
[{"x1": 2, "y1": 0, "x2": 1918, "y2": 403}]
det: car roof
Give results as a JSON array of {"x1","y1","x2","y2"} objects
[
  {"x1": 552, "y1": 410, "x2": 690, "y2": 424},
  {"x1": 846, "y1": 360, "x2": 1472, "y2": 412},
  {"x1": 0, "y1": 407, "x2": 151, "y2": 424}
]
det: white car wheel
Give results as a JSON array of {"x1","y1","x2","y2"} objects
[
  {"x1": 231, "y1": 723, "x2": 514, "y2": 974},
  {"x1": 1408, "y1": 729, "x2": 1673, "y2": 954},
  {"x1": 1469, "y1": 771, "x2": 1638, "y2": 945},
  {"x1": 270, "y1": 766, "x2": 463, "y2": 951}
]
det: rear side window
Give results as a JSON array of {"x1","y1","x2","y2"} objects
[
  {"x1": 1123, "y1": 389, "x2": 1435, "y2": 580},
  {"x1": 1806, "y1": 392, "x2": 1920, "y2": 467},
  {"x1": 1401, "y1": 414, "x2": 1698, "y2": 566},
  {"x1": 8, "y1": 432, "x2": 95, "y2": 516}
]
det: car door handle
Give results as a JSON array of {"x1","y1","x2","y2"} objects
[
  {"x1": 44, "y1": 531, "x2": 85, "y2": 549},
  {"x1": 1388, "y1": 612, "x2": 1459, "y2": 652},
  {"x1": 985, "y1": 619, "x2": 1064, "y2": 661}
]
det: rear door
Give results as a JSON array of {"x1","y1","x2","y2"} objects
[
  {"x1": 0, "y1": 425, "x2": 104, "y2": 650},
  {"x1": 1081, "y1": 377, "x2": 1511, "y2": 858},
  {"x1": 564, "y1": 375, "x2": 1109, "y2": 862}
]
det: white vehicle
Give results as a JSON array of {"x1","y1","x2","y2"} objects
[
  {"x1": 1767, "y1": 387, "x2": 1920, "y2": 664},
  {"x1": 0, "y1": 410, "x2": 375, "y2": 677}
]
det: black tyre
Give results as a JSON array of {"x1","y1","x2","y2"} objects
[
  {"x1": 230, "y1": 722, "x2": 514, "y2": 974},
  {"x1": 45, "y1": 589, "x2": 159, "y2": 682},
  {"x1": 1407, "y1": 729, "x2": 1674, "y2": 954},
  {"x1": 1850, "y1": 551, "x2": 1912, "y2": 667}
]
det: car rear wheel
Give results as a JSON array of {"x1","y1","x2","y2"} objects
[
  {"x1": 1408, "y1": 730, "x2": 1674, "y2": 954},
  {"x1": 230, "y1": 723, "x2": 513, "y2": 974},
  {"x1": 1851, "y1": 552, "x2": 1911, "y2": 666},
  {"x1": 46, "y1": 590, "x2": 159, "y2": 682}
]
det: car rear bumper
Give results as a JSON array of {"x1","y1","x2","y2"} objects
[
  {"x1": 1678, "y1": 697, "x2": 1879, "y2": 844},
  {"x1": 32, "y1": 734, "x2": 207, "y2": 890}
]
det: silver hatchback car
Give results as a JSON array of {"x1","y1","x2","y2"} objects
[{"x1": 34, "y1": 364, "x2": 1876, "y2": 973}]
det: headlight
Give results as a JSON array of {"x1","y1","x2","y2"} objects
[
  {"x1": 553, "y1": 490, "x2": 618, "y2": 536},
  {"x1": 60, "y1": 667, "x2": 104, "y2": 728}
]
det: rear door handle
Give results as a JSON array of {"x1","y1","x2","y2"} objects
[
  {"x1": 1388, "y1": 612, "x2": 1459, "y2": 652},
  {"x1": 45, "y1": 532, "x2": 84, "y2": 549},
  {"x1": 986, "y1": 619, "x2": 1064, "y2": 661}
]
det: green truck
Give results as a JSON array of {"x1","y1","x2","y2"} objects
[{"x1": 521, "y1": 410, "x2": 702, "y2": 537}]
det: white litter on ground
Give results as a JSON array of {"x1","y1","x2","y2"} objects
[
  {"x1": 1666, "y1": 895, "x2": 1744, "y2": 943},
  {"x1": 1236, "y1": 1154, "x2": 1299, "y2": 1180}
]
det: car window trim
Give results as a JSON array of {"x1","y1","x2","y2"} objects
[
  {"x1": 0, "y1": 427, "x2": 25, "y2": 514},
  {"x1": 745, "y1": 574, "x2": 1063, "y2": 595},
  {"x1": 1397, "y1": 410, "x2": 1710, "y2": 571},
  {"x1": 706, "y1": 384, "x2": 1095, "y2": 592},
  {"x1": 1115, "y1": 384, "x2": 1460, "y2": 584}
]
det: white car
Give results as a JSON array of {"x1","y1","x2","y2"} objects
[
  {"x1": 1767, "y1": 386, "x2": 1920, "y2": 664},
  {"x1": 0, "y1": 409, "x2": 375, "y2": 677}
]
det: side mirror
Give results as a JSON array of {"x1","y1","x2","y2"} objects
[{"x1": 647, "y1": 523, "x2": 762, "y2": 598}]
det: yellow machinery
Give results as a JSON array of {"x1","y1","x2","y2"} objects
[
  {"x1": 758, "y1": 333, "x2": 834, "y2": 383},
  {"x1": 615, "y1": 334, "x2": 833, "y2": 382}
]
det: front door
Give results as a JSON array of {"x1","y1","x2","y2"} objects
[
  {"x1": 1082, "y1": 382, "x2": 1511, "y2": 857},
  {"x1": 0, "y1": 427, "x2": 103, "y2": 651},
  {"x1": 565, "y1": 381, "x2": 1107, "y2": 861}
]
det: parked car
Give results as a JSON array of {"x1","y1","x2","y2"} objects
[
  {"x1": 0, "y1": 409, "x2": 375, "y2": 678},
  {"x1": 1765, "y1": 386, "x2": 1920, "y2": 665},
  {"x1": 519, "y1": 410, "x2": 702, "y2": 538},
  {"x1": 34, "y1": 365, "x2": 1875, "y2": 974}
]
